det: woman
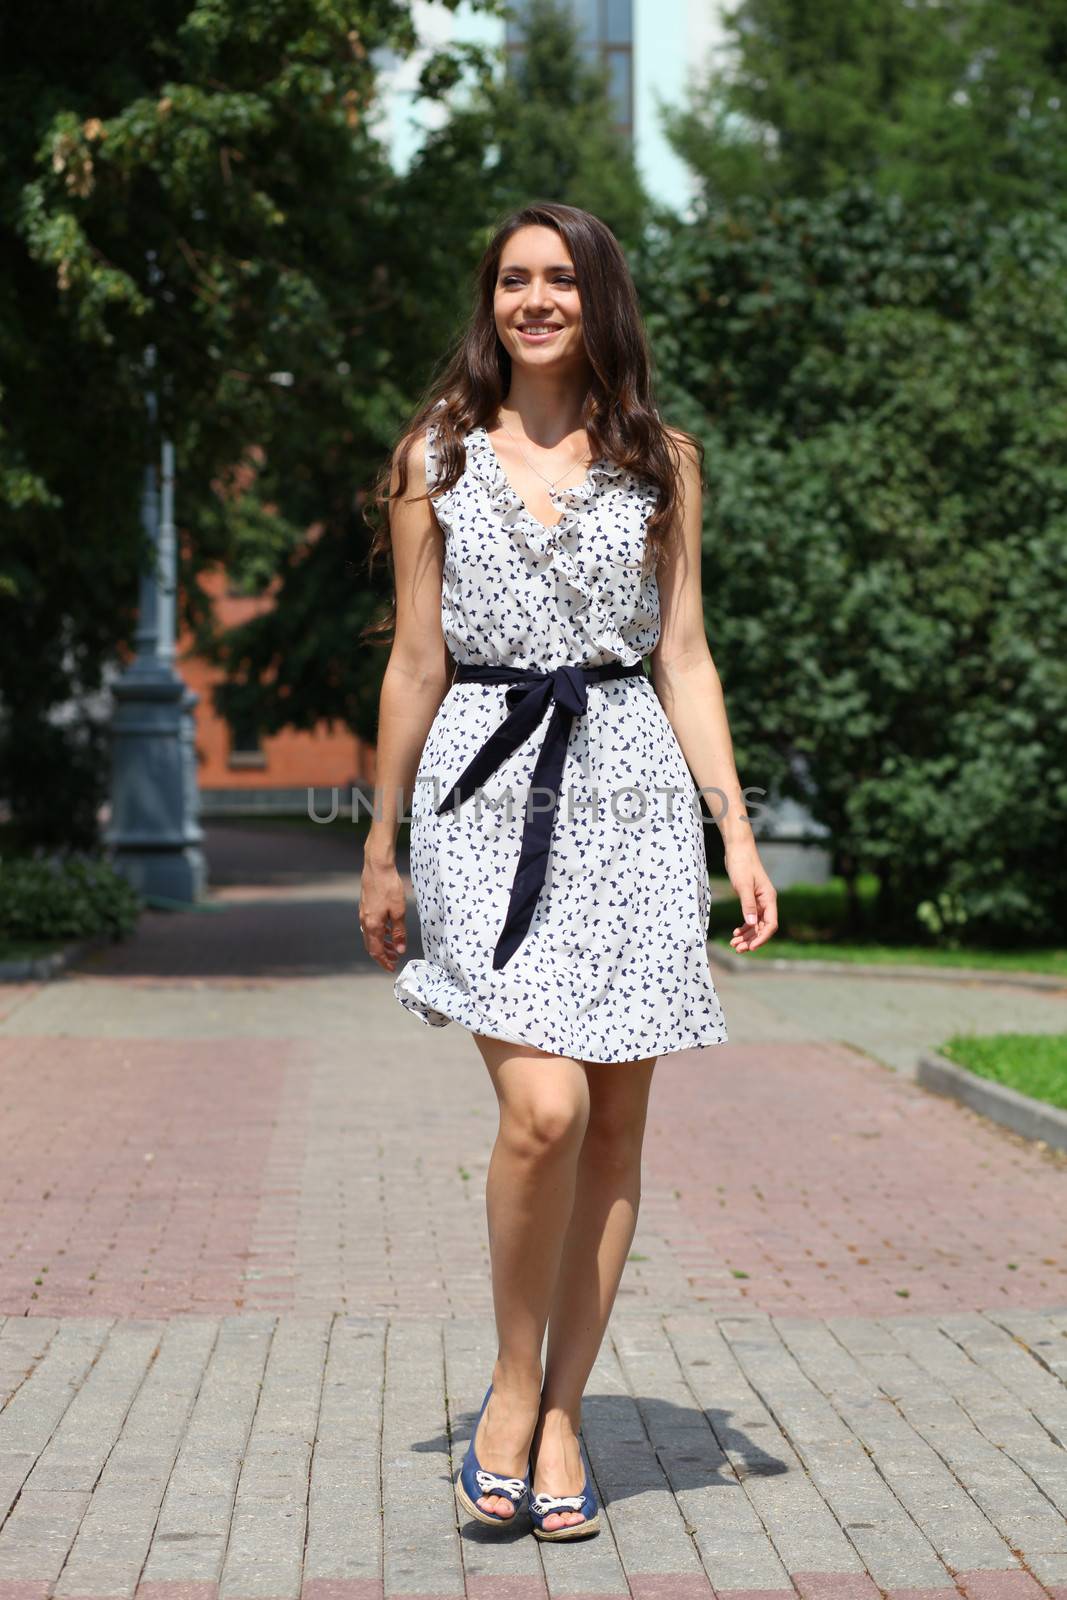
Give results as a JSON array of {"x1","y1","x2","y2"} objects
[{"x1": 359, "y1": 201, "x2": 777, "y2": 1541}]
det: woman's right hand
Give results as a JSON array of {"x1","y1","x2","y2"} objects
[{"x1": 359, "y1": 852, "x2": 408, "y2": 972}]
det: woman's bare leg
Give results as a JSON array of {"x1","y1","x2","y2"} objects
[
  {"x1": 531, "y1": 1056, "x2": 656, "y2": 1531},
  {"x1": 465, "y1": 1031, "x2": 591, "y2": 1518}
]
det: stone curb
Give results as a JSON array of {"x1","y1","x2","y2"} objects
[
  {"x1": 0, "y1": 930, "x2": 112, "y2": 983},
  {"x1": 916, "y1": 1049, "x2": 1067, "y2": 1154},
  {"x1": 706, "y1": 940, "x2": 1067, "y2": 992}
]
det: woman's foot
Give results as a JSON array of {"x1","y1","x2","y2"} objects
[
  {"x1": 471, "y1": 1366, "x2": 542, "y2": 1518},
  {"x1": 530, "y1": 1401, "x2": 588, "y2": 1531}
]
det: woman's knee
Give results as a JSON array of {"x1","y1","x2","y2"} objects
[
  {"x1": 501, "y1": 1091, "x2": 589, "y2": 1162},
  {"x1": 479, "y1": 1041, "x2": 590, "y2": 1159}
]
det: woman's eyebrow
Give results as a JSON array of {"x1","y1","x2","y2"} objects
[{"x1": 499, "y1": 263, "x2": 576, "y2": 273}]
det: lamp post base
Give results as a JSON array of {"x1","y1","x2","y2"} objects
[{"x1": 106, "y1": 666, "x2": 207, "y2": 903}]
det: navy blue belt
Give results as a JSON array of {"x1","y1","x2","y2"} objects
[{"x1": 436, "y1": 658, "x2": 647, "y2": 970}]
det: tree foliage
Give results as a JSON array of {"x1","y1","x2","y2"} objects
[
  {"x1": 205, "y1": 0, "x2": 649, "y2": 743},
  {"x1": 0, "y1": 0, "x2": 488, "y2": 842},
  {"x1": 664, "y1": 0, "x2": 1067, "y2": 212},
  {"x1": 7, "y1": 1, "x2": 1065, "y2": 950},
  {"x1": 1, "y1": 0, "x2": 648, "y2": 825},
  {"x1": 397, "y1": 0, "x2": 648, "y2": 265},
  {"x1": 635, "y1": 188, "x2": 1067, "y2": 942}
]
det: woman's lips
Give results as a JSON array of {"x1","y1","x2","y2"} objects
[{"x1": 516, "y1": 326, "x2": 563, "y2": 343}]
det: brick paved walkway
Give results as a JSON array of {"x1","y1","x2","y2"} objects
[{"x1": 0, "y1": 821, "x2": 1065, "y2": 1598}]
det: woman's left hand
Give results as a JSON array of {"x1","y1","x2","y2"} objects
[{"x1": 724, "y1": 843, "x2": 779, "y2": 953}]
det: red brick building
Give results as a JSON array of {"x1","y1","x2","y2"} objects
[{"x1": 179, "y1": 565, "x2": 375, "y2": 813}]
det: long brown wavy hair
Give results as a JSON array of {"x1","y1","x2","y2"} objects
[{"x1": 360, "y1": 200, "x2": 703, "y2": 647}]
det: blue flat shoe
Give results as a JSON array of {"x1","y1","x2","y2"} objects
[
  {"x1": 529, "y1": 1435, "x2": 601, "y2": 1540},
  {"x1": 454, "y1": 1383, "x2": 532, "y2": 1528}
]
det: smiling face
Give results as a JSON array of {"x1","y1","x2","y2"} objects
[{"x1": 492, "y1": 224, "x2": 589, "y2": 375}]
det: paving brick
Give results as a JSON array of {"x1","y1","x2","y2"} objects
[
  {"x1": 0, "y1": 1321, "x2": 158, "y2": 1582},
  {"x1": 580, "y1": 1329, "x2": 702, "y2": 1591},
  {"x1": 644, "y1": 1039, "x2": 1067, "y2": 1318},
  {"x1": 664, "y1": 1314, "x2": 871, "y2": 1583},
  {"x1": 382, "y1": 1320, "x2": 462, "y2": 1599},
  {"x1": 1, "y1": 826, "x2": 1066, "y2": 1599},
  {"x1": 610, "y1": 1316, "x2": 788, "y2": 1591},
  {"x1": 52, "y1": 1319, "x2": 217, "y2": 1598},
  {"x1": 141, "y1": 1318, "x2": 273, "y2": 1585},
  {"x1": 219, "y1": 1316, "x2": 331, "y2": 1599}
]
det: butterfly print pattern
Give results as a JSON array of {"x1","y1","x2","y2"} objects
[{"x1": 391, "y1": 416, "x2": 729, "y2": 1063}]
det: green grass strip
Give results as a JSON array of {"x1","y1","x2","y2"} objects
[{"x1": 938, "y1": 1033, "x2": 1067, "y2": 1112}]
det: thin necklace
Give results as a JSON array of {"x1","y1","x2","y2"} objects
[{"x1": 496, "y1": 417, "x2": 592, "y2": 489}]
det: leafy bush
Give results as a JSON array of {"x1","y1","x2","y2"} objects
[
  {"x1": 636, "y1": 189, "x2": 1067, "y2": 946},
  {"x1": 0, "y1": 853, "x2": 141, "y2": 942}
]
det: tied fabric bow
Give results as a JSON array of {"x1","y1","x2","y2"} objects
[
  {"x1": 435, "y1": 664, "x2": 593, "y2": 971},
  {"x1": 474, "y1": 1468, "x2": 529, "y2": 1501},
  {"x1": 531, "y1": 1491, "x2": 587, "y2": 1512}
]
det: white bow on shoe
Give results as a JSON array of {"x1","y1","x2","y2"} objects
[
  {"x1": 532, "y1": 1492, "x2": 585, "y2": 1512},
  {"x1": 474, "y1": 1469, "x2": 528, "y2": 1501}
]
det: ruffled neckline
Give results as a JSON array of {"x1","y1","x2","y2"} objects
[
  {"x1": 460, "y1": 423, "x2": 641, "y2": 663},
  {"x1": 464, "y1": 424, "x2": 627, "y2": 554}
]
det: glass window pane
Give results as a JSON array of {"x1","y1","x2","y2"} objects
[
  {"x1": 229, "y1": 714, "x2": 262, "y2": 754},
  {"x1": 604, "y1": 0, "x2": 631, "y2": 43},
  {"x1": 606, "y1": 48, "x2": 632, "y2": 124},
  {"x1": 571, "y1": 0, "x2": 599, "y2": 43}
]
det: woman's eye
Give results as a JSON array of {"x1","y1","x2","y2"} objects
[{"x1": 500, "y1": 275, "x2": 576, "y2": 287}]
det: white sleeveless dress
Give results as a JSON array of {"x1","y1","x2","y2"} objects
[{"x1": 391, "y1": 418, "x2": 729, "y2": 1063}]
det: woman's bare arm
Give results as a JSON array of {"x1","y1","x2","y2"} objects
[
  {"x1": 648, "y1": 432, "x2": 778, "y2": 953},
  {"x1": 360, "y1": 429, "x2": 453, "y2": 970}
]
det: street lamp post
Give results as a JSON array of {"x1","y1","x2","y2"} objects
[{"x1": 105, "y1": 331, "x2": 206, "y2": 902}]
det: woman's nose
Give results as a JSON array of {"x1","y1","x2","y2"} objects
[{"x1": 522, "y1": 283, "x2": 553, "y2": 311}]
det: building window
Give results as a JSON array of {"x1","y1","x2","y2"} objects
[
  {"x1": 604, "y1": 0, "x2": 631, "y2": 43},
  {"x1": 227, "y1": 713, "x2": 268, "y2": 770},
  {"x1": 506, "y1": 0, "x2": 633, "y2": 137}
]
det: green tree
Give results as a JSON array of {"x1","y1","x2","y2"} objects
[
  {"x1": 635, "y1": 188, "x2": 1067, "y2": 943},
  {"x1": 400, "y1": 0, "x2": 649, "y2": 255},
  {"x1": 0, "y1": 0, "x2": 483, "y2": 846},
  {"x1": 208, "y1": 0, "x2": 651, "y2": 744},
  {"x1": 663, "y1": 0, "x2": 1067, "y2": 212}
]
